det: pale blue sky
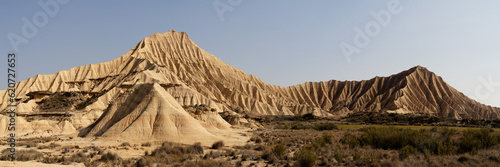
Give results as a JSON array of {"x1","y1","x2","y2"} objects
[{"x1": 1, "y1": 0, "x2": 499, "y2": 107}]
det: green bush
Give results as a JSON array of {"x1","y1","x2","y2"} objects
[
  {"x1": 291, "y1": 122, "x2": 311, "y2": 130},
  {"x1": 398, "y1": 145, "x2": 417, "y2": 160},
  {"x1": 272, "y1": 143, "x2": 286, "y2": 157},
  {"x1": 312, "y1": 133, "x2": 333, "y2": 149},
  {"x1": 340, "y1": 132, "x2": 361, "y2": 148},
  {"x1": 314, "y1": 123, "x2": 338, "y2": 131},
  {"x1": 437, "y1": 141, "x2": 454, "y2": 155},
  {"x1": 360, "y1": 127, "x2": 424, "y2": 150},
  {"x1": 343, "y1": 112, "x2": 445, "y2": 125},
  {"x1": 458, "y1": 156, "x2": 469, "y2": 163},
  {"x1": 274, "y1": 124, "x2": 290, "y2": 129},
  {"x1": 312, "y1": 138, "x2": 326, "y2": 149},
  {"x1": 294, "y1": 147, "x2": 317, "y2": 167},
  {"x1": 458, "y1": 128, "x2": 499, "y2": 154},
  {"x1": 288, "y1": 122, "x2": 338, "y2": 131},
  {"x1": 334, "y1": 150, "x2": 344, "y2": 163},
  {"x1": 321, "y1": 133, "x2": 333, "y2": 144},
  {"x1": 263, "y1": 143, "x2": 287, "y2": 163},
  {"x1": 341, "y1": 127, "x2": 459, "y2": 156},
  {"x1": 299, "y1": 113, "x2": 316, "y2": 120}
]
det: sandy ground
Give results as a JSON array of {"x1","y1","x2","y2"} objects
[
  {"x1": 0, "y1": 126, "x2": 253, "y2": 162},
  {"x1": 0, "y1": 161, "x2": 84, "y2": 167}
]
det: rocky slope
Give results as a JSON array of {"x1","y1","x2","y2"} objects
[{"x1": 0, "y1": 30, "x2": 498, "y2": 138}]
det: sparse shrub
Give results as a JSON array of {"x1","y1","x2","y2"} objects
[
  {"x1": 272, "y1": 143, "x2": 286, "y2": 158},
  {"x1": 241, "y1": 150, "x2": 258, "y2": 161},
  {"x1": 423, "y1": 149, "x2": 431, "y2": 159},
  {"x1": 357, "y1": 153, "x2": 381, "y2": 166},
  {"x1": 151, "y1": 141, "x2": 204, "y2": 157},
  {"x1": 458, "y1": 156, "x2": 469, "y2": 163},
  {"x1": 311, "y1": 133, "x2": 333, "y2": 148},
  {"x1": 274, "y1": 124, "x2": 290, "y2": 129},
  {"x1": 211, "y1": 141, "x2": 224, "y2": 149},
  {"x1": 205, "y1": 150, "x2": 227, "y2": 159},
  {"x1": 17, "y1": 149, "x2": 44, "y2": 161},
  {"x1": 437, "y1": 141, "x2": 454, "y2": 155},
  {"x1": 300, "y1": 113, "x2": 316, "y2": 120},
  {"x1": 314, "y1": 123, "x2": 338, "y2": 131},
  {"x1": 291, "y1": 122, "x2": 310, "y2": 130},
  {"x1": 250, "y1": 136, "x2": 263, "y2": 143},
  {"x1": 312, "y1": 137, "x2": 326, "y2": 149},
  {"x1": 61, "y1": 145, "x2": 75, "y2": 154},
  {"x1": 294, "y1": 147, "x2": 317, "y2": 167},
  {"x1": 0, "y1": 149, "x2": 43, "y2": 161},
  {"x1": 161, "y1": 141, "x2": 172, "y2": 147},
  {"x1": 190, "y1": 142, "x2": 204, "y2": 154},
  {"x1": 353, "y1": 153, "x2": 361, "y2": 161},
  {"x1": 42, "y1": 155, "x2": 60, "y2": 164},
  {"x1": 38, "y1": 92, "x2": 83, "y2": 112},
  {"x1": 99, "y1": 152, "x2": 122, "y2": 162},
  {"x1": 66, "y1": 152, "x2": 89, "y2": 164},
  {"x1": 489, "y1": 155, "x2": 500, "y2": 163},
  {"x1": 262, "y1": 147, "x2": 276, "y2": 162},
  {"x1": 321, "y1": 132, "x2": 333, "y2": 144},
  {"x1": 255, "y1": 136, "x2": 263, "y2": 143},
  {"x1": 341, "y1": 132, "x2": 361, "y2": 148},
  {"x1": 75, "y1": 91, "x2": 106, "y2": 110},
  {"x1": 90, "y1": 152, "x2": 123, "y2": 167},
  {"x1": 49, "y1": 142, "x2": 61, "y2": 149},
  {"x1": 141, "y1": 142, "x2": 152, "y2": 147},
  {"x1": 120, "y1": 142, "x2": 131, "y2": 147},
  {"x1": 398, "y1": 145, "x2": 417, "y2": 160},
  {"x1": 253, "y1": 144, "x2": 266, "y2": 151},
  {"x1": 25, "y1": 142, "x2": 38, "y2": 148},
  {"x1": 334, "y1": 150, "x2": 344, "y2": 163},
  {"x1": 135, "y1": 157, "x2": 148, "y2": 166},
  {"x1": 341, "y1": 126, "x2": 464, "y2": 157},
  {"x1": 188, "y1": 159, "x2": 231, "y2": 167}
]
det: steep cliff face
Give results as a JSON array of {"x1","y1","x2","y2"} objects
[{"x1": 1, "y1": 30, "x2": 498, "y2": 123}]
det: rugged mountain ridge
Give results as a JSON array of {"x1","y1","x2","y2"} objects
[
  {"x1": 1, "y1": 30, "x2": 499, "y2": 127},
  {"x1": 284, "y1": 66, "x2": 500, "y2": 119}
]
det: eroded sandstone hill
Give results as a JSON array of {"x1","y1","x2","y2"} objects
[
  {"x1": 78, "y1": 83, "x2": 225, "y2": 143},
  {"x1": 0, "y1": 30, "x2": 499, "y2": 138},
  {"x1": 285, "y1": 66, "x2": 500, "y2": 119}
]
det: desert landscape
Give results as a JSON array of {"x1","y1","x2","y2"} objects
[{"x1": 0, "y1": 30, "x2": 498, "y2": 166}]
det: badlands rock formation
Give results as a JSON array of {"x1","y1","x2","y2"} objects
[
  {"x1": 285, "y1": 66, "x2": 500, "y2": 119},
  {"x1": 0, "y1": 30, "x2": 499, "y2": 139},
  {"x1": 78, "y1": 83, "x2": 223, "y2": 143}
]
